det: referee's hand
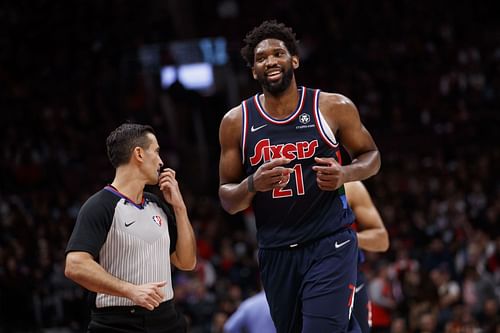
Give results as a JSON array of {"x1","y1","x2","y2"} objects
[
  {"x1": 129, "y1": 281, "x2": 166, "y2": 310},
  {"x1": 159, "y1": 167, "x2": 186, "y2": 209}
]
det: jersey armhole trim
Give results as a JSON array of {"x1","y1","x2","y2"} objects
[
  {"x1": 314, "y1": 90, "x2": 339, "y2": 148},
  {"x1": 241, "y1": 100, "x2": 248, "y2": 164}
]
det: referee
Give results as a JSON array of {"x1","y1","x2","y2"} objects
[{"x1": 65, "y1": 123, "x2": 196, "y2": 332}]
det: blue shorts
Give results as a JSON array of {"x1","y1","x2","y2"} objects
[{"x1": 258, "y1": 228, "x2": 359, "y2": 333}]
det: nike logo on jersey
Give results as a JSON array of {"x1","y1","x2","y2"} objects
[
  {"x1": 125, "y1": 220, "x2": 136, "y2": 227},
  {"x1": 355, "y1": 283, "x2": 365, "y2": 293},
  {"x1": 334, "y1": 239, "x2": 351, "y2": 249},
  {"x1": 250, "y1": 124, "x2": 268, "y2": 132}
]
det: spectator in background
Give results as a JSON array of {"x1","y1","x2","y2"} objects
[
  {"x1": 369, "y1": 262, "x2": 397, "y2": 333},
  {"x1": 429, "y1": 265, "x2": 460, "y2": 327},
  {"x1": 223, "y1": 290, "x2": 276, "y2": 333},
  {"x1": 462, "y1": 265, "x2": 497, "y2": 318}
]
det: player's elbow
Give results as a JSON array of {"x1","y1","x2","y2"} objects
[
  {"x1": 221, "y1": 202, "x2": 240, "y2": 215},
  {"x1": 379, "y1": 230, "x2": 390, "y2": 252},
  {"x1": 372, "y1": 150, "x2": 382, "y2": 176},
  {"x1": 218, "y1": 189, "x2": 245, "y2": 215}
]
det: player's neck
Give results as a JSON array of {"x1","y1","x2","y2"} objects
[
  {"x1": 262, "y1": 81, "x2": 300, "y2": 119},
  {"x1": 111, "y1": 167, "x2": 145, "y2": 204}
]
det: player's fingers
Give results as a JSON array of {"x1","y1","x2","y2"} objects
[
  {"x1": 273, "y1": 167, "x2": 293, "y2": 176},
  {"x1": 312, "y1": 166, "x2": 329, "y2": 174},
  {"x1": 263, "y1": 158, "x2": 291, "y2": 169},
  {"x1": 316, "y1": 179, "x2": 329, "y2": 190},
  {"x1": 316, "y1": 178, "x2": 339, "y2": 191},
  {"x1": 314, "y1": 156, "x2": 336, "y2": 165}
]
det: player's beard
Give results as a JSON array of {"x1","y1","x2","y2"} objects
[{"x1": 258, "y1": 66, "x2": 294, "y2": 96}]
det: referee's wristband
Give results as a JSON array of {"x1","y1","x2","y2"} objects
[{"x1": 247, "y1": 174, "x2": 256, "y2": 193}]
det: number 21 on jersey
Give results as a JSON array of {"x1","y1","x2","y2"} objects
[{"x1": 273, "y1": 164, "x2": 305, "y2": 198}]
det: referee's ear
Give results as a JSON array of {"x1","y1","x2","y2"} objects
[{"x1": 132, "y1": 147, "x2": 143, "y2": 163}]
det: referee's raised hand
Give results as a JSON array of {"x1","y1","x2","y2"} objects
[{"x1": 158, "y1": 167, "x2": 185, "y2": 209}]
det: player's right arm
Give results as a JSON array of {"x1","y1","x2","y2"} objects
[
  {"x1": 218, "y1": 106, "x2": 254, "y2": 214},
  {"x1": 218, "y1": 106, "x2": 292, "y2": 214}
]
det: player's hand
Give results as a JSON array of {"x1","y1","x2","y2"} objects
[
  {"x1": 128, "y1": 281, "x2": 166, "y2": 311},
  {"x1": 158, "y1": 167, "x2": 185, "y2": 208},
  {"x1": 312, "y1": 157, "x2": 345, "y2": 190},
  {"x1": 253, "y1": 158, "x2": 294, "y2": 192}
]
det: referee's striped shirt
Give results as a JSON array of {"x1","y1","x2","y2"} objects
[{"x1": 65, "y1": 185, "x2": 178, "y2": 308}]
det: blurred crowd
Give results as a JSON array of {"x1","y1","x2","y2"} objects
[{"x1": 1, "y1": 0, "x2": 499, "y2": 332}]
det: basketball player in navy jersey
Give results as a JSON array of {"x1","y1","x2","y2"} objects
[
  {"x1": 218, "y1": 20, "x2": 381, "y2": 332},
  {"x1": 345, "y1": 180, "x2": 389, "y2": 333}
]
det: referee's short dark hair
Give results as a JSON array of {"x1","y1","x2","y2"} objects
[{"x1": 106, "y1": 123, "x2": 155, "y2": 168}]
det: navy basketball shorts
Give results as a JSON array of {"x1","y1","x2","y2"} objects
[
  {"x1": 352, "y1": 271, "x2": 371, "y2": 333},
  {"x1": 258, "y1": 228, "x2": 360, "y2": 333},
  {"x1": 88, "y1": 300, "x2": 187, "y2": 333}
]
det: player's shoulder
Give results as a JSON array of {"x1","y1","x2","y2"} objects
[
  {"x1": 219, "y1": 104, "x2": 244, "y2": 141},
  {"x1": 221, "y1": 104, "x2": 243, "y2": 125},
  {"x1": 318, "y1": 91, "x2": 356, "y2": 110}
]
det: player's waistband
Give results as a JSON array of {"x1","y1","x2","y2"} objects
[
  {"x1": 261, "y1": 226, "x2": 350, "y2": 251},
  {"x1": 91, "y1": 299, "x2": 174, "y2": 316}
]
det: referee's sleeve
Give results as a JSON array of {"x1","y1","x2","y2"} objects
[{"x1": 65, "y1": 191, "x2": 115, "y2": 258}]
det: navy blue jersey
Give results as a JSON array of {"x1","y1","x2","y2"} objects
[{"x1": 242, "y1": 87, "x2": 354, "y2": 248}]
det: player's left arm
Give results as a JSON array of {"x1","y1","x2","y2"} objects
[
  {"x1": 159, "y1": 168, "x2": 197, "y2": 271},
  {"x1": 313, "y1": 93, "x2": 381, "y2": 190},
  {"x1": 346, "y1": 181, "x2": 389, "y2": 252}
]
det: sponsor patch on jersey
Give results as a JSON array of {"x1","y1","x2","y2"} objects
[
  {"x1": 152, "y1": 215, "x2": 163, "y2": 226},
  {"x1": 299, "y1": 113, "x2": 310, "y2": 124}
]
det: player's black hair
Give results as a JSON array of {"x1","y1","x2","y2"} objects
[
  {"x1": 106, "y1": 123, "x2": 155, "y2": 168},
  {"x1": 240, "y1": 20, "x2": 299, "y2": 67}
]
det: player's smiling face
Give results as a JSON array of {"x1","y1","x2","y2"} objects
[{"x1": 252, "y1": 39, "x2": 299, "y2": 95}]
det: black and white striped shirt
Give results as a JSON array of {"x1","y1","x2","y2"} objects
[{"x1": 65, "y1": 185, "x2": 178, "y2": 308}]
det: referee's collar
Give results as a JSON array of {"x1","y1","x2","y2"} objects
[{"x1": 104, "y1": 185, "x2": 146, "y2": 209}]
